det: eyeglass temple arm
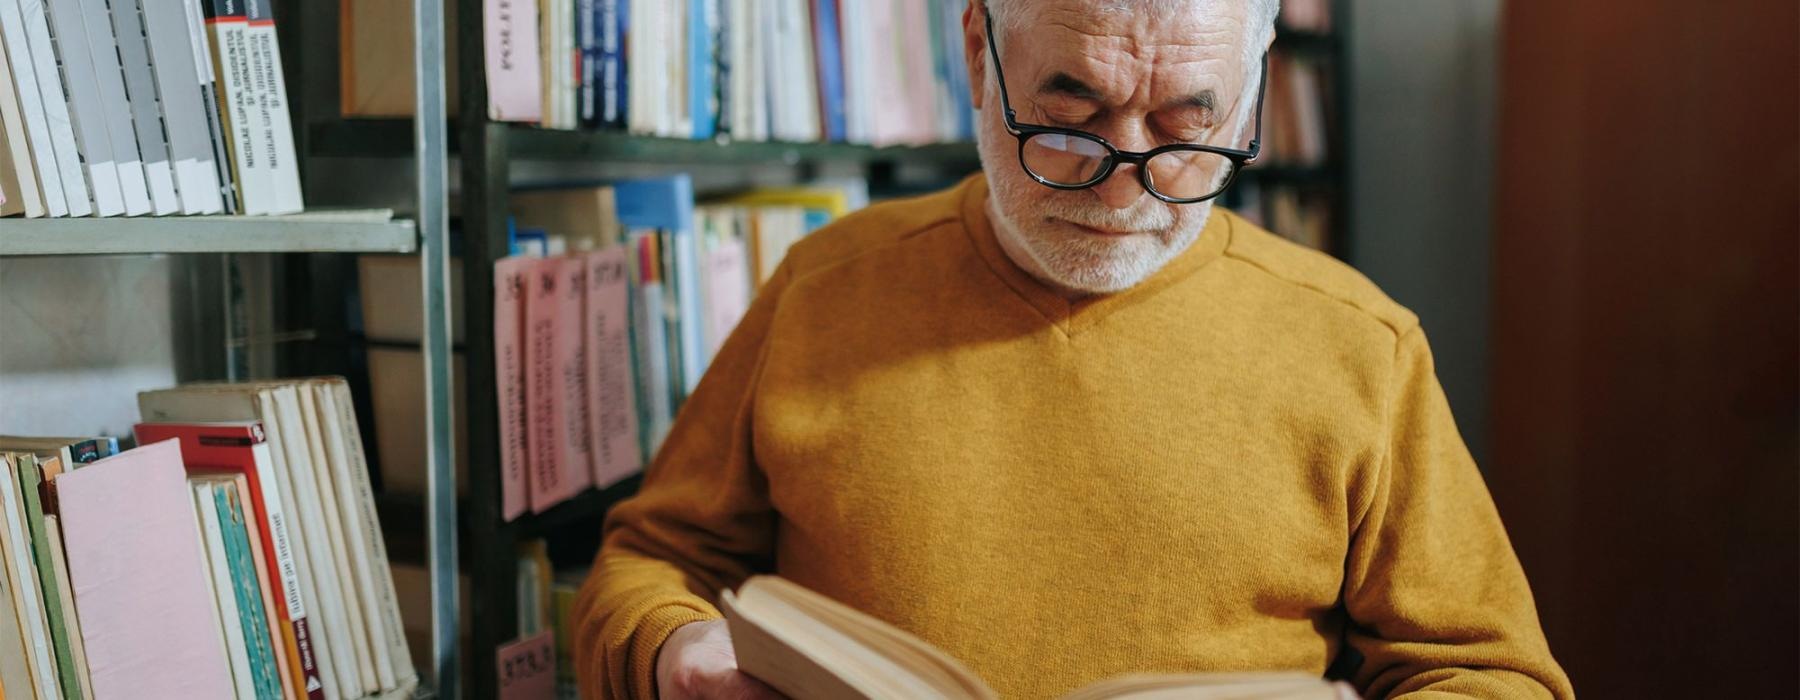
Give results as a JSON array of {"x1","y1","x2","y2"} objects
[
  {"x1": 1245, "y1": 51, "x2": 1269, "y2": 161},
  {"x1": 981, "y1": 7, "x2": 1021, "y2": 125}
]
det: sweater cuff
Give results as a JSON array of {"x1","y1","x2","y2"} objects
[{"x1": 629, "y1": 603, "x2": 721, "y2": 699}]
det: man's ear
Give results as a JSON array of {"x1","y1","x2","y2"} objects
[{"x1": 962, "y1": 0, "x2": 987, "y2": 111}]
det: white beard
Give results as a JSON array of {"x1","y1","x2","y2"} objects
[{"x1": 981, "y1": 160, "x2": 1210, "y2": 295}]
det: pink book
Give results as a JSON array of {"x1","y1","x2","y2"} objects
[
  {"x1": 54, "y1": 439, "x2": 236, "y2": 700},
  {"x1": 899, "y1": 0, "x2": 938, "y2": 144},
  {"x1": 555, "y1": 257, "x2": 596, "y2": 494},
  {"x1": 585, "y1": 247, "x2": 641, "y2": 488},
  {"x1": 495, "y1": 256, "x2": 533, "y2": 521},
  {"x1": 484, "y1": 0, "x2": 542, "y2": 121},
  {"x1": 525, "y1": 258, "x2": 584, "y2": 512},
  {"x1": 702, "y1": 239, "x2": 752, "y2": 358}
]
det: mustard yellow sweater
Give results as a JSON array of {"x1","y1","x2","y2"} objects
[{"x1": 573, "y1": 176, "x2": 1572, "y2": 700}]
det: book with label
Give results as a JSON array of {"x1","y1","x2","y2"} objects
[
  {"x1": 584, "y1": 246, "x2": 642, "y2": 486},
  {"x1": 485, "y1": 0, "x2": 543, "y2": 121},
  {"x1": 244, "y1": 0, "x2": 304, "y2": 213},
  {"x1": 135, "y1": 421, "x2": 326, "y2": 700},
  {"x1": 495, "y1": 256, "x2": 533, "y2": 521},
  {"x1": 202, "y1": 0, "x2": 274, "y2": 214},
  {"x1": 722, "y1": 576, "x2": 1347, "y2": 700},
  {"x1": 56, "y1": 439, "x2": 237, "y2": 699},
  {"x1": 524, "y1": 259, "x2": 593, "y2": 511}
]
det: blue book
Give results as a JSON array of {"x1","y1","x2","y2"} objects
[
  {"x1": 613, "y1": 175, "x2": 705, "y2": 398},
  {"x1": 811, "y1": 0, "x2": 846, "y2": 142},
  {"x1": 214, "y1": 482, "x2": 283, "y2": 700},
  {"x1": 689, "y1": 0, "x2": 718, "y2": 139},
  {"x1": 600, "y1": 0, "x2": 625, "y2": 128},
  {"x1": 578, "y1": 0, "x2": 599, "y2": 126}
]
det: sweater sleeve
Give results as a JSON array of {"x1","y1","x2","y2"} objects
[
  {"x1": 572, "y1": 262, "x2": 793, "y2": 700},
  {"x1": 1343, "y1": 326, "x2": 1575, "y2": 699}
]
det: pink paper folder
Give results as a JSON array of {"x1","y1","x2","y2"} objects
[
  {"x1": 495, "y1": 256, "x2": 533, "y2": 521},
  {"x1": 55, "y1": 438, "x2": 235, "y2": 699},
  {"x1": 484, "y1": 0, "x2": 542, "y2": 121}
]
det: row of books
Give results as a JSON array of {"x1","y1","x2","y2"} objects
[
  {"x1": 342, "y1": 0, "x2": 976, "y2": 146},
  {"x1": 353, "y1": 176, "x2": 856, "y2": 518},
  {"x1": 1231, "y1": 181, "x2": 1333, "y2": 252},
  {"x1": 0, "y1": 0, "x2": 303, "y2": 218},
  {"x1": 0, "y1": 379, "x2": 413, "y2": 700},
  {"x1": 514, "y1": 540, "x2": 582, "y2": 699},
  {"x1": 1258, "y1": 51, "x2": 1334, "y2": 168}
]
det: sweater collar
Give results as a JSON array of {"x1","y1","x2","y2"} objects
[{"x1": 957, "y1": 174, "x2": 1233, "y2": 336}]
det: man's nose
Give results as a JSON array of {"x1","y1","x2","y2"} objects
[{"x1": 1092, "y1": 162, "x2": 1148, "y2": 210}]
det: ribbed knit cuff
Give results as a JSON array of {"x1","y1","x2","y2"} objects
[{"x1": 629, "y1": 604, "x2": 721, "y2": 699}]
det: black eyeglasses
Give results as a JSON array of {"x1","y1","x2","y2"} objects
[{"x1": 983, "y1": 10, "x2": 1267, "y2": 204}]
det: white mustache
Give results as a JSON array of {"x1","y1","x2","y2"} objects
[{"x1": 1037, "y1": 197, "x2": 1176, "y2": 234}]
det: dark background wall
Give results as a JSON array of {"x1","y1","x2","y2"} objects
[{"x1": 1489, "y1": 0, "x2": 1798, "y2": 697}]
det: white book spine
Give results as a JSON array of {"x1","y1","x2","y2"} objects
[
  {"x1": 139, "y1": 0, "x2": 224, "y2": 213},
  {"x1": 275, "y1": 387, "x2": 369, "y2": 699},
  {"x1": 0, "y1": 35, "x2": 49, "y2": 216},
  {"x1": 244, "y1": 0, "x2": 300, "y2": 213},
  {"x1": 328, "y1": 380, "x2": 416, "y2": 686},
  {"x1": 313, "y1": 385, "x2": 396, "y2": 690},
  {"x1": 17, "y1": 0, "x2": 93, "y2": 215},
  {"x1": 180, "y1": 0, "x2": 231, "y2": 213},
  {"x1": 44, "y1": 0, "x2": 126, "y2": 215},
  {"x1": 253, "y1": 391, "x2": 343, "y2": 700},
  {"x1": 73, "y1": 0, "x2": 152, "y2": 214},
  {"x1": 202, "y1": 5, "x2": 272, "y2": 214},
  {"x1": 105, "y1": 0, "x2": 181, "y2": 214},
  {"x1": 0, "y1": 463, "x2": 64, "y2": 700},
  {"x1": 193, "y1": 482, "x2": 259, "y2": 700}
]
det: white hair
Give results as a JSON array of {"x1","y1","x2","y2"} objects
[{"x1": 985, "y1": 0, "x2": 1279, "y2": 75}]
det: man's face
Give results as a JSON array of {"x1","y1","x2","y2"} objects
[{"x1": 965, "y1": 1, "x2": 1259, "y2": 295}]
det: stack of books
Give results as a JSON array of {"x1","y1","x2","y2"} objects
[
  {"x1": 353, "y1": 177, "x2": 857, "y2": 516},
  {"x1": 0, "y1": 378, "x2": 415, "y2": 700},
  {"x1": 0, "y1": 0, "x2": 303, "y2": 218},
  {"x1": 342, "y1": 0, "x2": 976, "y2": 146}
]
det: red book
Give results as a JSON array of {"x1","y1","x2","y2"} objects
[{"x1": 133, "y1": 421, "x2": 325, "y2": 700}]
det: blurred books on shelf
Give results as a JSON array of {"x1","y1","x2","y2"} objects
[
  {"x1": 0, "y1": 380, "x2": 416, "y2": 700},
  {"x1": 341, "y1": 0, "x2": 976, "y2": 146},
  {"x1": 0, "y1": 0, "x2": 305, "y2": 218},
  {"x1": 355, "y1": 177, "x2": 854, "y2": 515}
]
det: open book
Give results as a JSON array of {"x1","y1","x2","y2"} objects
[{"x1": 720, "y1": 576, "x2": 1350, "y2": 700}]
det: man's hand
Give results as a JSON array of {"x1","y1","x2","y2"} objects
[{"x1": 656, "y1": 619, "x2": 785, "y2": 700}]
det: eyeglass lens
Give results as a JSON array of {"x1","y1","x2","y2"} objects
[{"x1": 1021, "y1": 132, "x2": 1236, "y2": 201}]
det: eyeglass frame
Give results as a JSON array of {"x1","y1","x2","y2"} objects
[{"x1": 981, "y1": 8, "x2": 1268, "y2": 204}]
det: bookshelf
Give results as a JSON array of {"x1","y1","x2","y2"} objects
[{"x1": 0, "y1": 210, "x2": 416, "y2": 256}]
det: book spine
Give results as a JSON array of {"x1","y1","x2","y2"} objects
[
  {"x1": 246, "y1": 439, "x2": 326, "y2": 700},
  {"x1": 484, "y1": 0, "x2": 543, "y2": 121},
  {"x1": 710, "y1": 0, "x2": 729, "y2": 138},
  {"x1": 203, "y1": 0, "x2": 271, "y2": 214},
  {"x1": 71, "y1": 0, "x2": 156, "y2": 214},
  {"x1": 687, "y1": 0, "x2": 713, "y2": 139},
  {"x1": 15, "y1": 0, "x2": 94, "y2": 215},
  {"x1": 231, "y1": 473, "x2": 298, "y2": 700},
  {"x1": 103, "y1": 0, "x2": 181, "y2": 214},
  {"x1": 14, "y1": 456, "x2": 80, "y2": 698},
  {"x1": 41, "y1": 516, "x2": 95, "y2": 699},
  {"x1": 216, "y1": 483, "x2": 285, "y2": 700},
  {"x1": 526, "y1": 259, "x2": 569, "y2": 511},
  {"x1": 273, "y1": 386, "x2": 365, "y2": 699},
  {"x1": 810, "y1": 0, "x2": 844, "y2": 142},
  {"x1": 495, "y1": 257, "x2": 532, "y2": 521},
  {"x1": 0, "y1": 12, "x2": 63, "y2": 216},
  {"x1": 599, "y1": 0, "x2": 623, "y2": 128},
  {"x1": 628, "y1": 232, "x2": 673, "y2": 455},
  {"x1": 557, "y1": 258, "x2": 597, "y2": 496},
  {"x1": 0, "y1": 456, "x2": 62, "y2": 700},
  {"x1": 576, "y1": 0, "x2": 597, "y2": 126},
  {"x1": 254, "y1": 390, "x2": 344, "y2": 700},
  {"x1": 194, "y1": 481, "x2": 259, "y2": 700},
  {"x1": 585, "y1": 247, "x2": 642, "y2": 487},
  {"x1": 183, "y1": 0, "x2": 237, "y2": 213},
  {"x1": 135, "y1": 0, "x2": 221, "y2": 214},
  {"x1": 311, "y1": 384, "x2": 397, "y2": 691},
  {"x1": 326, "y1": 380, "x2": 416, "y2": 687},
  {"x1": 292, "y1": 387, "x2": 379, "y2": 697},
  {"x1": 244, "y1": 0, "x2": 302, "y2": 213}
]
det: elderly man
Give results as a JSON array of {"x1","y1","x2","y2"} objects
[{"x1": 575, "y1": 1, "x2": 1573, "y2": 698}]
